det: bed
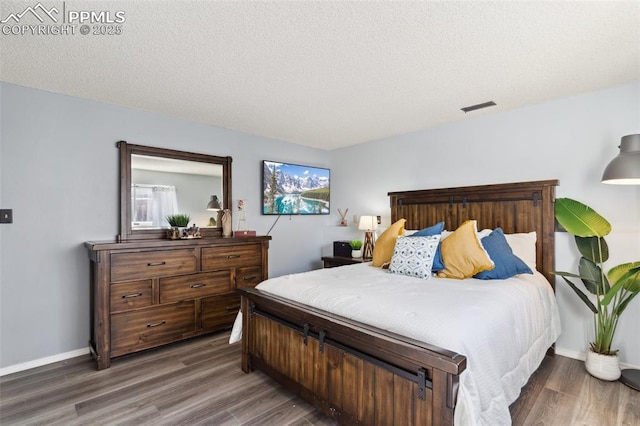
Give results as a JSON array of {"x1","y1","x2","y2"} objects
[{"x1": 237, "y1": 180, "x2": 560, "y2": 425}]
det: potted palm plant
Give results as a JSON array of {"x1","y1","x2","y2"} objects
[{"x1": 554, "y1": 198, "x2": 640, "y2": 380}]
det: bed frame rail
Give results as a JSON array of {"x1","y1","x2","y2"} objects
[{"x1": 240, "y1": 287, "x2": 466, "y2": 425}]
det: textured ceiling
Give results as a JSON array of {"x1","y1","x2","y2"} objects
[{"x1": 1, "y1": 1, "x2": 639, "y2": 150}]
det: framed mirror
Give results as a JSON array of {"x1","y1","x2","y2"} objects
[{"x1": 118, "y1": 141, "x2": 232, "y2": 241}]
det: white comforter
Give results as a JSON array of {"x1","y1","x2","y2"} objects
[{"x1": 233, "y1": 263, "x2": 561, "y2": 426}]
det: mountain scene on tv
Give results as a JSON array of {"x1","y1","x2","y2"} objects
[{"x1": 263, "y1": 161, "x2": 330, "y2": 215}]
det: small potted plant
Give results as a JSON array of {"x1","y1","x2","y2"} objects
[
  {"x1": 350, "y1": 240, "x2": 363, "y2": 258},
  {"x1": 166, "y1": 213, "x2": 191, "y2": 239},
  {"x1": 553, "y1": 198, "x2": 640, "y2": 380}
]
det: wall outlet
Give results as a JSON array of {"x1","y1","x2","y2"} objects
[
  {"x1": 353, "y1": 214, "x2": 358, "y2": 224},
  {"x1": 0, "y1": 209, "x2": 13, "y2": 224},
  {"x1": 376, "y1": 215, "x2": 381, "y2": 225}
]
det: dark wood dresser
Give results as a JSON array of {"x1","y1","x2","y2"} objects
[{"x1": 86, "y1": 236, "x2": 270, "y2": 369}]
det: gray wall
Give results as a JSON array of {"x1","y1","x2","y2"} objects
[
  {"x1": 329, "y1": 82, "x2": 640, "y2": 366},
  {"x1": 1, "y1": 81, "x2": 639, "y2": 370},
  {"x1": 0, "y1": 82, "x2": 331, "y2": 368}
]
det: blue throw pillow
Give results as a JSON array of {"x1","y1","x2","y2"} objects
[
  {"x1": 409, "y1": 221, "x2": 445, "y2": 271},
  {"x1": 474, "y1": 228, "x2": 533, "y2": 279}
]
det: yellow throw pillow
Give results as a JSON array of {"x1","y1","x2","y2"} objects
[
  {"x1": 437, "y1": 220, "x2": 494, "y2": 279},
  {"x1": 372, "y1": 219, "x2": 407, "y2": 267}
]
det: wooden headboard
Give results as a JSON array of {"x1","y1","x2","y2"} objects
[{"x1": 388, "y1": 180, "x2": 559, "y2": 286}]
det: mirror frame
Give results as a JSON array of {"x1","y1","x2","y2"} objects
[{"x1": 118, "y1": 141, "x2": 232, "y2": 241}]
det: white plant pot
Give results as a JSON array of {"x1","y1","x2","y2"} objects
[
  {"x1": 351, "y1": 249, "x2": 362, "y2": 258},
  {"x1": 585, "y1": 349, "x2": 621, "y2": 381}
]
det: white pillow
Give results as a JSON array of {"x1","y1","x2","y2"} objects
[
  {"x1": 504, "y1": 232, "x2": 537, "y2": 270},
  {"x1": 389, "y1": 235, "x2": 440, "y2": 279}
]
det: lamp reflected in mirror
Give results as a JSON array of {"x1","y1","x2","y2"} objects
[
  {"x1": 207, "y1": 195, "x2": 221, "y2": 226},
  {"x1": 207, "y1": 195, "x2": 221, "y2": 211}
]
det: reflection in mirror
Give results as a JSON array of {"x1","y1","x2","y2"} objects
[
  {"x1": 118, "y1": 141, "x2": 232, "y2": 241},
  {"x1": 131, "y1": 155, "x2": 223, "y2": 230}
]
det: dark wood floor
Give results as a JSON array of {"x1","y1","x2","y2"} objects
[{"x1": 1, "y1": 331, "x2": 638, "y2": 425}]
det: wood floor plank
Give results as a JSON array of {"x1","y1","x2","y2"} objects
[
  {"x1": 241, "y1": 398, "x2": 315, "y2": 426},
  {"x1": 1, "y1": 331, "x2": 637, "y2": 426},
  {"x1": 226, "y1": 386, "x2": 295, "y2": 423},
  {"x1": 573, "y1": 373, "x2": 621, "y2": 425},
  {"x1": 520, "y1": 387, "x2": 578, "y2": 425},
  {"x1": 545, "y1": 354, "x2": 588, "y2": 397},
  {"x1": 617, "y1": 382, "x2": 640, "y2": 426},
  {"x1": 509, "y1": 354, "x2": 556, "y2": 424}
]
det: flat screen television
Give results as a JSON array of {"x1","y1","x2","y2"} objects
[{"x1": 262, "y1": 160, "x2": 330, "y2": 215}]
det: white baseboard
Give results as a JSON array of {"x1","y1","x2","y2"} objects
[
  {"x1": 555, "y1": 347, "x2": 640, "y2": 370},
  {"x1": 0, "y1": 347, "x2": 90, "y2": 377}
]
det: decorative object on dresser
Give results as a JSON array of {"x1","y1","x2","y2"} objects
[
  {"x1": 165, "y1": 214, "x2": 195, "y2": 239},
  {"x1": 239, "y1": 180, "x2": 559, "y2": 425},
  {"x1": 220, "y1": 209, "x2": 233, "y2": 237},
  {"x1": 235, "y1": 199, "x2": 256, "y2": 237},
  {"x1": 87, "y1": 141, "x2": 270, "y2": 370},
  {"x1": 553, "y1": 198, "x2": 640, "y2": 382},
  {"x1": 358, "y1": 215, "x2": 378, "y2": 260}
]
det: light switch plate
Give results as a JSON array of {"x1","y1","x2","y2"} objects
[{"x1": 0, "y1": 209, "x2": 13, "y2": 224}]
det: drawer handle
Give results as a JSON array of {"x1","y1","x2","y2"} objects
[
  {"x1": 190, "y1": 283, "x2": 206, "y2": 289},
  {"x1": 147, "y1": 320, "x2": 166, "y2": 328},
  {"x1": 226, "y1": 305, "x2": 241, "y2": 311},
  {"x1": 121, "y1": 292, "x2": 143, "y2": 299},
  {"x1": 242, "y1": 275, "x2": 257, "y2": 281},
  {"x1": 147, "y1": 261, "x2": 166, "y2": 267},
  {"x1": 226, "y1": 255, "x2": 240, "y2": 259}
]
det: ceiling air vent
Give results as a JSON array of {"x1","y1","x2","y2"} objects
[{"x1": 461, "y1": 101, "x2": 497, "y2": 113}]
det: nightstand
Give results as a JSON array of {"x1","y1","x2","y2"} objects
[{"x1": 321, "y1": 256, "x2": 366, "y2": 268}]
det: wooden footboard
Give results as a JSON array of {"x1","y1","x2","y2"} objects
[{"x1": 240, "y1": 288, "x2": 466, "y2": 425}]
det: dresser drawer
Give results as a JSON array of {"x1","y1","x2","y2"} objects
[
  {"x1": 110, "y1": 280, "x2": 153, "y2": 313},
  {"x1": 202, "y1": 244, "x2": 261, "y2": 270},
  {"x1": 111, "y1": 301, "x2": 195, "y2": 357},
  {"x1": 201, "y1": 294, "x2": 240, "y2": 331},
  {"x1": 111, "y1": 249, "x2": 197, "y2": 282},
  {"x1": 236, "y1": 266, "x2": 263, "y2": 288},
  {"x1": 160, "y1": 271, "x2": 232, "y2": 304}
]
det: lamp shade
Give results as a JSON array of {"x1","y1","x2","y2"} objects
[
  {"x1": 206, "y1": 195, "x2": 221, "y2": 210},
  {"x1": 358, "y1": 215, "x2": 378, "y2": 231},
  {"x1": 602, "y1": 134, "x2": 640, "y2": 185}
]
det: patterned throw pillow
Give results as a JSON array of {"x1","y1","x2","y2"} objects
[{"x1": 389, "y1": 235, "x2": 440, "y2": 279}]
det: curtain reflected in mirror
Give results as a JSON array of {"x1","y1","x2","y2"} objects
[{"x1": 131, "y1": 184, "x2": 178, "y2": 228}]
